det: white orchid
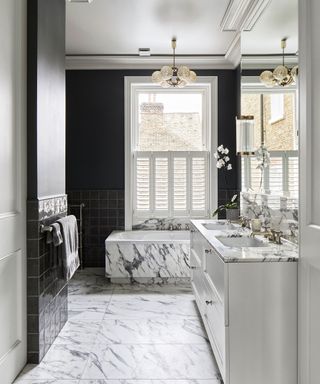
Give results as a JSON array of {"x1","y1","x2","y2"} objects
[
  {"x1": 231, "y1": 194, "x2": 237, "y2": 202},
  {"x1": 214, "y1": 144, "x2": 233, "y2": 172},
  {"x1": 216, "y1": 159, "x2": 225, "y2": 168}
]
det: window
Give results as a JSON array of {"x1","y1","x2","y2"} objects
[
  {"x1": 125, "y1": 77, "x2": 217, "y2": 228},
  {"x1": 269, "y1": 94, "x2": 284, "y2": 124},
  {"x1": 241, "y1": 90, "x2": 298, "y2": 197}
]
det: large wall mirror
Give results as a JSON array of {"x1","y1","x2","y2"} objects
[{"x1": 240, "y1": 0, "x2": 298, "y2": 202}]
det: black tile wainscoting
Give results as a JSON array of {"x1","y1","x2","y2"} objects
[
  {"x1": 27, "y1": 196, "x2": 68, "y2": 363},
  {"x1": 67, "y1": 190, "x2": 124, "y2": 267},
  {"x1": 67, "y1": 188, "x2": 237, "y2": 268}
]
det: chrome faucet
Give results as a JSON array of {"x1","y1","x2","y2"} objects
[
  {"x1": 240, "y1": 216, "x2": 250, "y2": 228},
  {"x1": 264, "y1": 229, "x2": 283, "y2": 244}
]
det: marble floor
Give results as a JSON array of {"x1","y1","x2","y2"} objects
[{"x1": 15, "y1": 269, "x2": 222, "y2": 384}]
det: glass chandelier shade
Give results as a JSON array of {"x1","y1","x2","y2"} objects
[
  {"x1": 152, "y1": 38, "x2": 197, "y2": 88},
  {"x1": 236, "y1": 116, "x2": 256, "y2": 156},
  {"x1": 260, "y1": 39, "x2": 298, "y2": 88}
]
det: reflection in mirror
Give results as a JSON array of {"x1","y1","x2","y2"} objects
[{"x1": 239, "y1": 0, "x2": 299, "y2": 242}]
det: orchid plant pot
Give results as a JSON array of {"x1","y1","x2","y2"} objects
[{"x1": 226, "y1": 208, "x2": 240, "y2": 221}]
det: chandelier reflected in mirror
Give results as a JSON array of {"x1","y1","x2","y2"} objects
[
  {"x1": 260, "y1": 38, "x2": 298, "y2": 87},
  {"x1": 152, "y1": 38, "x2": 197, "y2": 88}
]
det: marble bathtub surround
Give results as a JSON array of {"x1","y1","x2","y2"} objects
[
  {"x1": 241, "y1": 192, "x2": 298, "y2": 242},
  {"x1": 191, "y1": 220, "x2": 298, "y2": 263},
  {"x1": 16, "y1": 269, "x2": 221, "y2": 383},
  {"x1": 132, "y1": 217, "x2": 191, "y2": 230},
  {"x1": 105, "y1": 231, "x2": 190, "y2": 284}
]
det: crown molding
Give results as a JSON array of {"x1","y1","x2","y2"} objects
[
  {"x1": 65, "y1": 54, "x2": 238, "y2": 70},
  {"x1": 221, "y1": 0, "x2": 271, "y2": 32},
  {"x1": 225, "y1": 33, "x2": 241, "y2": 67},
  {"x1": 241, "y1": 54, "x2": 299, "y2": 69}
]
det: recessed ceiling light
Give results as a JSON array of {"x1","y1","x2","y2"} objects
[{"x1": 139, "y1": 48, "x2": 151, "y2": 57}]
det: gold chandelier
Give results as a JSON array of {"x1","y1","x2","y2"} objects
[
  {"x1": 152, "y1": 38, "x2": 197, "y2": 88},
  {"x1": 260, "y1": 39, "x2": 298, "y2": 87}
]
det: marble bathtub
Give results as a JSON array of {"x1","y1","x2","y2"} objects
[{"x1": 105, "y1": 230, "x2": 190, "y2": 284}]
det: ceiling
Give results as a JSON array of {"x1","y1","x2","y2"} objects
[
  {"x1": 66, "y1": 0, "x2": 236, "y2": 56},
  {"x1": 241, "y1": 0, "x2": 298, "y2": 55},
  {"x1": 66, "y1": 0, "x2": 299, "y2": 69}
]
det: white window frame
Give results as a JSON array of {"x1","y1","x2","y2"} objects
[
  {"x1": 124, "y1": 76, "x2": 218, "y2": 230},
  {"x1": 241, "y1": 77, "x2": 298, "y2": 197}
]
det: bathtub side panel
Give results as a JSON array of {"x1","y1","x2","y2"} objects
[{"x1": 105, "y1": 240, "x2": 190, "y2": 283}]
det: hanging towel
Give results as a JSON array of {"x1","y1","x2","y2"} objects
[
  {"x1": 57, "y1": 215, "x2": 80, "y2": 280},
  {"x1": 46, "y1": 222, "x2": 64, "y2": 246}
]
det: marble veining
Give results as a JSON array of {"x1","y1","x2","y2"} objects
[
  {"x1": 105, "y1": 232, "x2": 190, "y2": 283},
  {"x1": 15, "y1": 269, "x2": 220, "y2": 384},
  {"x1": 191, "y1": 220, "x2": 298, "y2": 263},
  {"x1": 133, "y1": 217, "x2": 191, "y2": 231},
  {"x1": 95, "y1": 318, "x2": 208, "y2": 345},
  {"x1": 241, "y1": 192, "x2": 298, "y2": 242},
  {"x1": 82, "y1": 343, "x2": 219, "y2": 380},
  {"x1": 104, "y1": 293, "x2": 198, "y2": 319}
]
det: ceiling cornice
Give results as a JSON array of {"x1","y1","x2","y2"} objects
[
  {"x1": 221, "y1": 0, "x2": 271, "y2": 32},
  {"x1": 65, "y1": 52, "x2": 240, "y2": 70},
  {"x1": 241, "y1": 54, "x2": 299, "y2": 69}
]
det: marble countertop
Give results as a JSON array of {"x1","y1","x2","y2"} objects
[{"x1": 191, "y1": 220, "x2": 299, "y2": 263}]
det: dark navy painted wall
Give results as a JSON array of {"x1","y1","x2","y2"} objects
[{"x1": 66, "y1": 69, "x2": 240, "y2": 192}]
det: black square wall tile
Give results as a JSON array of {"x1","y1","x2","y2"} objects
[{"x1": 27, "y1": 196, "x2": 69, "y2": 363}]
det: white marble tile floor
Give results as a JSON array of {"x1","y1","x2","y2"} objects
[{"x1": 15, "y1": 269, "x2": 222, "y2": 384}]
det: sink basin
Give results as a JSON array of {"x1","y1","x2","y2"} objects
[
  {"x1": 215, "y1": 236, "x2": 268, "y2": 248},
  {"x1": 202, "y1": 222, "x2": 236, "y2": 230}
]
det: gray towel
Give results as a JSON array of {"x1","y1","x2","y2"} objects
[
  {"x1": 57, "y1": 215, "x2": 80, "y2": 280},
  {"x1": 52, "y1": 223, "x2": 63, "y2": 246}
]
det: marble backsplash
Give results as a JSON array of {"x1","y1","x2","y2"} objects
[
  {"x1": 132, "y1": 218, "x2": 191, "y2": 231},
  {"x1": 241, "y1": 192, "x2": 299, "y2": 241}
]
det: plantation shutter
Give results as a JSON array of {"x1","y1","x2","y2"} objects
[
  {"x1": 288, "y1": 155, "x2": 299, "y2": 197},
  {"x1": 250, "y1": 158, "x2": 263, "y2": 191},
  {"x1": 241, "y1": 151, "x2": 298, "y2": 197},
  {"x1": 191, "y1": 156, "x2": 207, "y2": 213},
  {"x1": 154, "y1": 156, "x2": 169, "y2": 211},
  {"x1": 173, "y1": 156, "x2": 188, "y2": 213},
  {"x1": 268, "y1": 156, "x2": 283, "y2": 194},
  {"x1": 134, "y1": 151, "x2": 208, "y2": 218},
  {"x1": 135, "y1": 156, "x2": 150, "y2": 211}
]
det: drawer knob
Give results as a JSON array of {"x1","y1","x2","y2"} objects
[
  {"x1": 205, "y1": 249, "x2": 213, "y2": 254},
  {"x1": 205, "y1": 300, "x2": 213, "y2": 305}
]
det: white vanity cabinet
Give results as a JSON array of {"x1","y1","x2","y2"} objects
[{"x1": 190, "y1": 224, "x2": 298, "y2": 384}]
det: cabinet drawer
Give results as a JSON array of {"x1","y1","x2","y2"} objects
[
  {"x1": 191, "y1": 250, "x2": 207, "y2": 314},
  {"x1": 190, "y1": 227, "x2": 205, "y2": 267},
  {"x1": 205, "y1": 284, "x2": 226, "y2": 361},
  {"x1": 203, "y1": 275, "x2": 226, "y2": 374},
  {"x1": 204, "y1": 244, "x2": 225, "y2": 303}
]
